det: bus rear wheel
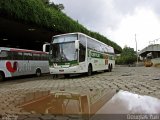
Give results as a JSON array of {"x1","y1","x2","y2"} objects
[
  {"x1": 0, "y1": 72, "x2": 4, "y2": 81},
  {"x1": 36, "y1": 69, "x2": 41, "y2": 77},
  {"x1": 110, "y1": 64, "x2": 112, "y2": 72},
  {"x1": 87, "y1": 64, "x2": 92, "y2": 76},
  {"x1": 108, "y1": 64, "x2": 112, "y2": 72}
]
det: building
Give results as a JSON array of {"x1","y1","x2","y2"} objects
[{"x1": 139, "y1": 44, "x2": 160, "y2": 66}]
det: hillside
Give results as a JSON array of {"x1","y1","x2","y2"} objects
[{"x1": 0, "y1": 0, "x2": 122, "y2": 53}]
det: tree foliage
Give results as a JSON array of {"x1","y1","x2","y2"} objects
[
  {"x1": 0, "y1": 0, "x2": 122, "y2": 53},
  {"x1": 116, "y1": 47, "x2": 137, "y2": 64}
]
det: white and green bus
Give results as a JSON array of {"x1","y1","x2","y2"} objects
[{"x1": 43, "y1": 32, "x2": 115, "y2": 77}]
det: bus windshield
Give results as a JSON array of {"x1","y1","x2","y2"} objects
[
  {"x1": 53, "y1": 34, "x2": 77, "y2": 43},
  {"x1": 50, "y1": 42, "x2": 77, "y2": 63}
]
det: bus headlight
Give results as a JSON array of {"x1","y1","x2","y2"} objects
[{"x1": 53, "y1": 63, "x2": 57, "y2": 67}]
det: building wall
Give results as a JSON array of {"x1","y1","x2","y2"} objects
[{"x1": 151, "y1": 58, "x2": 160, "y2": 65}]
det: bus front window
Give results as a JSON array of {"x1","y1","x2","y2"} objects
[{"x1": 50, "y1": 42, "x2": 77, "y2": 63}]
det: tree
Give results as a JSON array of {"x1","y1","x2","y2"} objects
[
  {"x1": 49, "y1": 3, "x2": 64, "y2": 11},
  {"x1": 116, "y1": 46, "x2": 137, "y2": 65},
  {"x1": 41, "y1": 0, "x2": 49, "y2": 4},
  {"x1": 41, "y1": 0, "x2": 64, "y2": 11}
]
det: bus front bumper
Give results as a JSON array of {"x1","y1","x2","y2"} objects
[{"x1": 49, "y1": 66, "x2": 80, "y2": 74}]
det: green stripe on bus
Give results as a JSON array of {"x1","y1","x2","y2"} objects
[{"x1": 88, "y1": 50, "x2": 105, "y2": 59}]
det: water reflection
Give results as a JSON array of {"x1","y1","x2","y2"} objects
[
  {"x1": 19, "y1": 91, "x2": 90, "y2": 115},
  {"x1": 19, "y1": 90, "x2": 115, "y2": 117},
  {"x1": 19, "y1": 90, "x2": 160, "y2": 118},
  {"x1": 96, "y1": 90, "x2": 160, "y2": 114}
]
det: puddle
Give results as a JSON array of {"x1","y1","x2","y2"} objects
[
  {"x1": 121, "y1": 73, "x2": 132, "y2": 76},
  {"x1": 96, "y1": 90, "x2": 160, "y2": 114},
  {"x1": 142, "y1": 74, "x2": 149, "y2": 76},
  {"x1": 152, "y1": 78, "x2": 160, "y2": 80},
  {"x1": 18, "y1": 90, "x2": 160, "y2": 119},
  {"x1": 18, "y1": 90, "x2": 115, "y2": 116}
]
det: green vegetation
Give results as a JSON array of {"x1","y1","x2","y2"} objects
[
  {"x1": 116, "y1": 46, "x2": 137, "y2": 64},
  {"x1": 0, "y1": 0, "x2": 122, "y2": 53}
]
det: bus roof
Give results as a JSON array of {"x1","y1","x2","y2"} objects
[
  {"x1": 53, "y1": 32, "x2": 80, "y2": 38},
  {"x1": 53, "y1": 32, "x2": 114, "y2": 53},
  {"x1": 0, "y1": 47, "x2": 47, "y2": 54}
]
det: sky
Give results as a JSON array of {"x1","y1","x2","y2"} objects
[{"x1": 52, "y1": 0, "x2": 160, "y2": 51}]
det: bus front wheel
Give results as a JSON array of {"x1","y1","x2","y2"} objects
[
  {"x1": 36, "y1": 69, "x2": 41, "y2": 77},
  {"x1": 108, "y1": 64, "x2": 112, "y2": 72},
  {"x1": 87, "y1": 64, "x2": 92, "y2": 76},
  {"x1": 0, "y1": 72, "x2": 5, "y2": 81}
]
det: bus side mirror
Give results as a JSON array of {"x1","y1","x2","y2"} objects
[
  {"x1": 43, "y1": 43, "x2": 50, "y2": 53},
  {"x1": 75, "y1": 40, "x2": 79, "y2": 50}
]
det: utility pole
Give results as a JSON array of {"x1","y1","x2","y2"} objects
[{"x1": 135, "y1": 34, "x2": 138, "y2": 65}]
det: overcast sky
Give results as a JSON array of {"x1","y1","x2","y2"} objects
[{"x1": 52, "y1": 0, "x2": 160, "y2": 51}]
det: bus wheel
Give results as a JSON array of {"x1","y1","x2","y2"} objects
[
  {"x1": 108, "y1": 64, "x2": 112, "y2": 72},
  {"x1": 110, "y1": 64, "x2": 113, "y2": 72},
  {"x1": 0, "y1": 72, "x2": 4, "y2": 81},
  {"x1": 108, "y1": 64, "x2": 111, "y2": 72},
  {"x1": 53, "y1": 75, "x2": 58, "y2": 79},
  {"x1": 87, "y1": 64, "x2": 92, "y2": 76},
  {"x1": 36, "y1": 69, "x2": 41, "y2": 77}
]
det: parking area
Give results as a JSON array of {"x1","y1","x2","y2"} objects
[{"x1": 0, "y1": 66, "x2": 160, "y2": 119}]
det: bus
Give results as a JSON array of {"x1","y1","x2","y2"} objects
[
  {"x1": 0, "y1": 47, "x2": 49, "y2": 81},
  {"x1": 43, "y1": 32, "x2": 115, "y2": 77}
]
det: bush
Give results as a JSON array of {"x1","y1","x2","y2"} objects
[{"x1": 116, "y1": 47, "x2": 137, "y2": 65}]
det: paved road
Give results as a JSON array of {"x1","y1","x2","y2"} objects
[{"x1": 0, "y1": 66, "x2": 160, "y2": 119}]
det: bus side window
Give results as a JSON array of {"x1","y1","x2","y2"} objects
[
  {"x1": 12, "y1": 52, "x2": 17, "y2": 60},
  {"x1": 33, "y1": 53, "x2": 36, "y2": 60},
  {"x1": 7, "y1": 51, "x2": 13, "y2": 60},
  {"x1": 87, "y1": 38, "x2": 100, "y2": 52},
  {"x1": 41, "y1": 54, "x2": 48, "y2": 60},
  {"x1": 79, "y1": 43, "x2": 86, "y2": 62},
  {"x1": 18, "y1": 52, "x2": 23, "y2": 60},
  {"x1": 23, "y1": 52, "x2": 32, "y2": 60},
  {"x1": 33, "y1": 53, "x2": 40, "y2": 60},
  {"x1": 79, "y1": 34, "x2": 86, "y2": 47},
  {"x1": 12, "y1": 52, "x2": 23, "y2": 60},
  {"x1": 29, "y1": 53, "x2": 33, "y2": 60},
  {"x1": 23, "y1": 53, "x2": 28, "y2": 60},
  {"x1": 40, "y1": 54, "x2": 42, "y2": 60},
  {"x1": 33, "y1": 53, "x2": 37, "y2": 60},
  {"x1": 46, "y1": 54, "x2": 49, "y2": 60},
  {"x1": 0, "y1": 51, "x2": 8, "y2": 60},
  {"x1": 87, "y1": 38, "x2": 93, "y2": 50}
]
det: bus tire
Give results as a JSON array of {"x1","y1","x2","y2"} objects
[
  {"x1": 87, "y1": 64, "x2": 92, "y2": 76},
  {"x1": 36, "y1": 69, "x2": 41, "y2": 77},
  {"x1": 53, "y1": 75, "x2": 58, "y2": 79},
  {"x1": 108, "y1": 64, "x2": 112, "y2": 72},
  {"x1": 110, "y1": 64, "x2": 113, "y2": 72},
  {"x1": 0, "y1": 72, "x2": 5, "y2": 81}
]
